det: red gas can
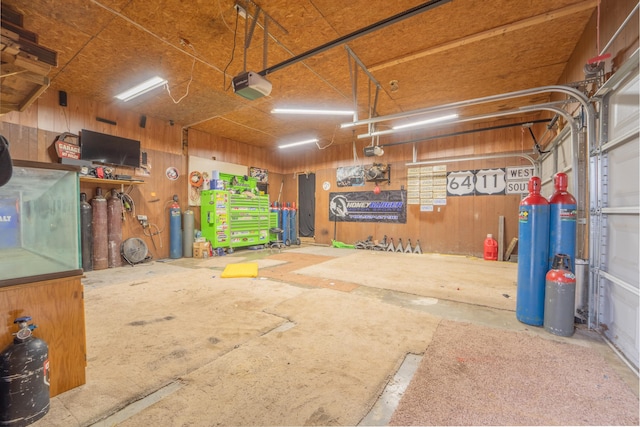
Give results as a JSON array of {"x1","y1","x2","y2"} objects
[{"x1": 484, "y1": 234, "x2": 498, "y2": 260}]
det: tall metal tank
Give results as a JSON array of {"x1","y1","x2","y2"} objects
[
  {"x1": 79, "y1": 192, "x2": 93, "y2": 272},
  {"x1": 107, "y1": 189, "x2": 123, "y2": 268},
  {"x1": 91, "y1": 187, "x2": 108, "y2": 270},
  {"x1": 169, "y1": 195, "x2": 182, "y2": 258},
  {"x1": 548, "y1": 172, "x2": 577, "y2": 271},
  {"x1": 516, "y1": 176, "x2": 550, "y2": 326},
  {"x1": 183, "y1": 209, "x2": 194, "y2": 257}
]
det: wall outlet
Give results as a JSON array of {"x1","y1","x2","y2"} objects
[{"x1": 137, "y1": 215, "x2": 148, "y2": 221}]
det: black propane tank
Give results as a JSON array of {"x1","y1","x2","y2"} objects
[
  {"x1": 80, "y1": 192, "x2": 93, "y2": 272},
  {"x1": 0, "y1": 317, "x2": 50, "y2": 427}
]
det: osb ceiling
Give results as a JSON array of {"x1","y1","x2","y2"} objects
[{"x1": 1, "y1": 0, "x2": 597, "y2": 149}]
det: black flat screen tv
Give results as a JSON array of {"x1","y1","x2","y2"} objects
[{"x1": 80, "y1": 129, "x2": 141, "y2": 168}]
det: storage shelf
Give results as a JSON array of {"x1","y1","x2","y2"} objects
[{"x1": 80, "y1": 176, "x2": 144, "y2": 185}]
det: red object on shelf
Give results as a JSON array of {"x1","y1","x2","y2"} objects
[{"x1": 484, "y1": 234, "x2": 498, "y2": 261}]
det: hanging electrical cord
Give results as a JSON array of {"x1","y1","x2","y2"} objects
[
  {"x1": 143, "y1": 223, "x2": 162, "y2": 251},
  {"x1": 155, "y1": 199, "x2": 176, "y2": 234},
  {"x1": 119, "y1": 192, "x2": 135, "y2": 219},
  {"x1": 165, "y1": 42, "x2": 197, "y2": 104},
  {"x1": 316, "y1": 125, "x2": 339, "y2": 150},
  {"x1": 223, "y1": 10, "x2": 240, "y2": 92}
]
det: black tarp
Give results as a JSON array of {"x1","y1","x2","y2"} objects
[{"x1": 298, "y1": 173, "x2": 315, "y2": 237}]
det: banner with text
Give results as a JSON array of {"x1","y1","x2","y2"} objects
[{"x1": 329, "y1": 190, "x2": 407, "y2": 223}]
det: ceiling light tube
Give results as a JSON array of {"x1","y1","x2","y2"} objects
[
  {"x1": 115, "y1": 76, "x2": 168, "y2": 102},
  {"x1": 356, "y1": 129, "x2": 395, "y2": 139},
  {"x1": 272, "y1": 108, "x2": 355, "y2": 115},
  {"x1": 278, "y1": 138, "x2": 319, "y2": 149},
  {"x1": 356, "y1": 113, "x2": 459, "y2": 139},
  {"x1": 392, "y1": 113, "x2": 458, "y2": 130}
]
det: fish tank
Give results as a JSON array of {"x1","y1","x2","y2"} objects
[{"x1": 0, "y1": 161, "x2": 81, "y2": 287}]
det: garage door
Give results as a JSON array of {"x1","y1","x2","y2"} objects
[{"x1": 590, "y1": 50, "x2": 639, "y2": 371}]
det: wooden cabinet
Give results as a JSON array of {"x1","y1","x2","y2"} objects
[{"x1": 0, "y1": 275, "x2": 86, "y2": 397}]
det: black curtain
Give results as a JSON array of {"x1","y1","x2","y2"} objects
[{"x1": 298, "y1": 173, "x2": 315, "y2": 237}]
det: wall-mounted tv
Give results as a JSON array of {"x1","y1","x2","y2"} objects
[{"x1": 80, "y1": 129, "x2": 141, "y2": 168}]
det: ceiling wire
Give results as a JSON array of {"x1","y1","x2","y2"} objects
[
  {"x1": 166, "y1": 43, "x2": 197, "y2": 103},
  {"x1": 216, "y1": 0, "x2": 235, "y2": 33},
  {"x1": 222, "y1": 10, "x2": 241, "y2": 91}
]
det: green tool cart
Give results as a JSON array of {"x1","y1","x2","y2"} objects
[{"x1": 200, "y1": 174, "x2": 270, "y2": 252}]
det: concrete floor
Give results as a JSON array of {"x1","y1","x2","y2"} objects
[{"x1": 33, "y1": 244, "x2": 638, "y2": 426}]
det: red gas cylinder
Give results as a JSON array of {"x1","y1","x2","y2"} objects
[{"x1": 483, "y1": 233, "x2": 498, "y2": 260}]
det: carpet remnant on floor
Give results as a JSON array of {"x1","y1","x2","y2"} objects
[
  {"x1": 390, "y1": 320, "x2": 639, "y2": 426},
  {"x1": 292, "y1": 251, "x2": 517, "y2": 310},
  {"x1": 259, "y1": 253, "x2": 360, "y2": 292}
]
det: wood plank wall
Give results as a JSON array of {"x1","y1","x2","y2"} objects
[
  {"x1": 278, "y1": 117, "x2": 546, "y2": 256},
  {"x1": 1, "y1": 90, "x2": 278, "y2": 260},
  {"x1": 1, "y1": 0, "x2": 636, "y2": 260}
]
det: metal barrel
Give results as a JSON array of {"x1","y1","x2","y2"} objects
[{"x1": 91, "y1": 187, "x2": 108, "y2": 270}]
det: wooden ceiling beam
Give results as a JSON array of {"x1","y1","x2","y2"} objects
[{"x1": 368, "y1": 0, "x2": 598, "y2": 72}]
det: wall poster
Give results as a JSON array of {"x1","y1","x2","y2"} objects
[
  {"x1": 336, "y1": 165, "x2": 365, "y2": 187},
  {"x1": 329, "y1": 190, "x2": 407, "y2": 223}
]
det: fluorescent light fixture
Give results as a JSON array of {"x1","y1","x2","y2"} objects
[
  {"x1": 340, "y1": 122, "x2": 357, "y2": 129},
  {"x1": 272, "y1": 108, "x2": 354, "y2": 115},
  {"x1": 115, "y1": 76, "x2": 168, "y2": 102},
  {"x1": 392, "y1": 113, "x2": 458, "y2": 130},
  {"x1": 357, "y1": 129, "x2": 394, "y2": 139},
  {"x1": 278, "y1": 138, "x2": 319, "y2": 149},
  {"x1": 356, "y1": 113, "x2": 459, "y2": 139}
]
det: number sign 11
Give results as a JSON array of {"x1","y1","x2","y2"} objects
[{"x1": 446, "y1": 168, "x2": 506, "y2": 196}]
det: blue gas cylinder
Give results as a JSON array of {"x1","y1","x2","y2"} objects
[
  {"x1": 548, "y1": 173, "x2": 577, "y2": 271},
  {"x1": 516, "y1": 176, "x2": 550, "y2": 326},
  {"x1": 282, "y1": 204, "x2": 290, "y2": 246},
  {"x1": 169, "y1": 195, "x2": 182, "y2": 259}
]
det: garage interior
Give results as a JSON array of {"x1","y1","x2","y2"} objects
[{"x1": 0, "y1": 0, "x2": 638, "y2": 426}]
